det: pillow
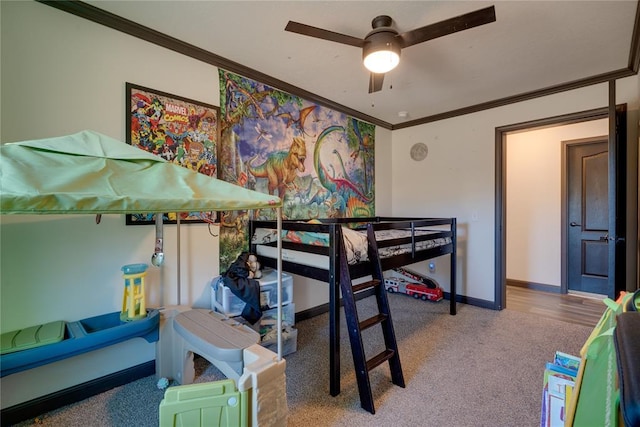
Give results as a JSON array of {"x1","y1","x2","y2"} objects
[{"x1": 341, "y1": 227, "x2": 369, "y2": 264}]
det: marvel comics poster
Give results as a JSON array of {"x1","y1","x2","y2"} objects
[
  {"x1": 125, "y1": 83, "x2": 219, "y2": 224},
  {"x1": 218, "y1": 70, "x2": 375, "y2": 270}
]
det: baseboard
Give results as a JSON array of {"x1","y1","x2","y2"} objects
[
  {"x1": 296, "y1": 303, "x2": 331, "y2": 322},
  {"x1": 295, "y1": 289, "x2": 496, "y2": 321},
  {"x1": 507, "y1": 278, "x2": 562, "y2": 294},
  {"x1": 0, "y1": 361, "x2": 155, "y2": 426},
  {"x1": 295, "y1": 288, "x2": 377, "y2": 322},
  {"x1": 453, "y1": 293, "x2": 496, "y2": 310}
]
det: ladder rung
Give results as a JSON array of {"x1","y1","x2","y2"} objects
[
  {"x1": 366, "y1": 349, "x2": 395, "y2": 372},
  {"x1": 359, "y1": 313, "x2": 388, "y2": 331},
  {"x1": 352, "y1": 279, "x2": 381, "y2": 293}
]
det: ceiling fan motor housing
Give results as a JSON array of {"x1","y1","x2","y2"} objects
[
  {"x1": 363, "y1": 28, "x2": 401, "y2": 53},
  {"x1": 371, "y1": 15, "x2": 393, "y2": 29}
]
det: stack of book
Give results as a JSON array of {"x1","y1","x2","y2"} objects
[{"x1": 540, "y1": 351, "x2": 581, "y2": 427}]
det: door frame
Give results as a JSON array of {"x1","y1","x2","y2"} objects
[
  {"x1": 561, "y1": 136, "x2": 609, "y2": 295},
  {"x1": 495, "y1": 103, "x2": 629, "y2": 310},
  {"x1": 608, "y1": 89, "x2": 628, "y2": 299}
]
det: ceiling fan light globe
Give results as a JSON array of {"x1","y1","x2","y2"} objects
[
  {"x1": 364, "y1": 50, "x2": 400, "y2": 73},
  {"x1": 363, "y1": 28, "x2": 401, "y2": 74}
]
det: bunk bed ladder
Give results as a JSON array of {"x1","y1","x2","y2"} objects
[{"x1": 337, "y1": 223, "x2": 405, "y2": 414}]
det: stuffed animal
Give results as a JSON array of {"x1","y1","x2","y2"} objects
[{"x1": 246, "y1": 254, "x2": 262, "y2": 279}]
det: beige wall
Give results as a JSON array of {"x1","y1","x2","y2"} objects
[{"x1": 1, "y1": 1, "x2": 221, "y2": 332}]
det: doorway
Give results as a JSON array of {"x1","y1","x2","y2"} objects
[{"x1": 495, "y1": 105, "x2": 629, "y2": 310}]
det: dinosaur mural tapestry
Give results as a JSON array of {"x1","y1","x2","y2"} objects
[{"x1": 218, "y1": 70, "x2": 375, "y2": 271}]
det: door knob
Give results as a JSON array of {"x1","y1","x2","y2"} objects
[{"x1": 569, "y1": 221, "x2": 581, "y2": 227}]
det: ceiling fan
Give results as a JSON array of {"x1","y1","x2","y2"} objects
[{"x1": 285, "y1": 5, "x2": 496, "y2": 93}]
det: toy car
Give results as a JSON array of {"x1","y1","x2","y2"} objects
[{"x1": 383, "y1": 277, "x2": 443, "y2": 302}]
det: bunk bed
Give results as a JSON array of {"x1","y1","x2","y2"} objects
[{"x1": 249, "y1": 216, "x2": 457, "y2": 396}]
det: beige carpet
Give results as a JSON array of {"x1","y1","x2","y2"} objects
[{"x1": 12, "y1": 293, "x2": 592, "y2": 426}]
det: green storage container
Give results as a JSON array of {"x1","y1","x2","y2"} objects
[{"x1": 1, "y1": 320, "x2": 66, "y2": 355}]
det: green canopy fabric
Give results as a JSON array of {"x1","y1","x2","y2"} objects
[{"x1": 0, "y1": 130, "x2": 281, "y2": 214}]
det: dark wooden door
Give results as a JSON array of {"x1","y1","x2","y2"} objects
[{"x1": 567, "y1": 139, "x2": 610, "y2": 295}]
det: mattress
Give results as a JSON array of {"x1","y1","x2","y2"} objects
[
  {"x1": 252, "y1": 226, "x2": 451, "y2": 267},
  {"x1": 256, "y1": 245, "x2": 330, "y2": 269}
]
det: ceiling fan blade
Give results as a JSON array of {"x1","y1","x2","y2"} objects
[
  {"x1": 368, "y1": 73, "x2": 385, "y2": 93},
  {"x1": 399, "y1": 5, "x2": 496, "y2": 48},
  {"x1": 285, "y1": 21, "x2": 364, "y2": 48}
]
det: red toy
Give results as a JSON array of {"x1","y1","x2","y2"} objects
[{"x1": 383, "y1": 277, "x2": 443, "y2": 302}]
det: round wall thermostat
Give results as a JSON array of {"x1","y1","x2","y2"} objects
[{"x1": 410, "y1": 143, "x2": 428, "y2": 161}]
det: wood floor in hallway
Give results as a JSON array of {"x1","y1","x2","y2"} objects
[{"x1": 506, "y1": 285, "x2": 607, "y2": 328}]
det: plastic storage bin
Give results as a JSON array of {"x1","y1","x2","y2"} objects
[
  {"x1": 257, "y1": 303, "x2": 295, "y2": 334},
  {"x1": 261, "y1": 327, "x2": 298, "y2": 356},
  {"x1": 212, "y1": 269, "x2": 293, "y2": 317},
  {"x1": 258, "y1": 304, "x2": 296, "y2": 355}
]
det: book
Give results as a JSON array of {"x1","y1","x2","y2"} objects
[
  {"x1": 553, "y1": 351, "x2": 581, "y2": 373},
  {"x1": 545, "y1": 361, "x2": 578, "y2": 378},
  {"x1": 541, "y1": 352, "x2": 580, "y2": 427}
]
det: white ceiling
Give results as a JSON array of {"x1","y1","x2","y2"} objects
[{"x1": 85, "y1": 0, "x2": 638, "y2": 127}]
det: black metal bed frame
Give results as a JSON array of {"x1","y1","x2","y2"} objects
[{"x1": 249, "y1": 216, "x2": 457, "y2": 397}]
